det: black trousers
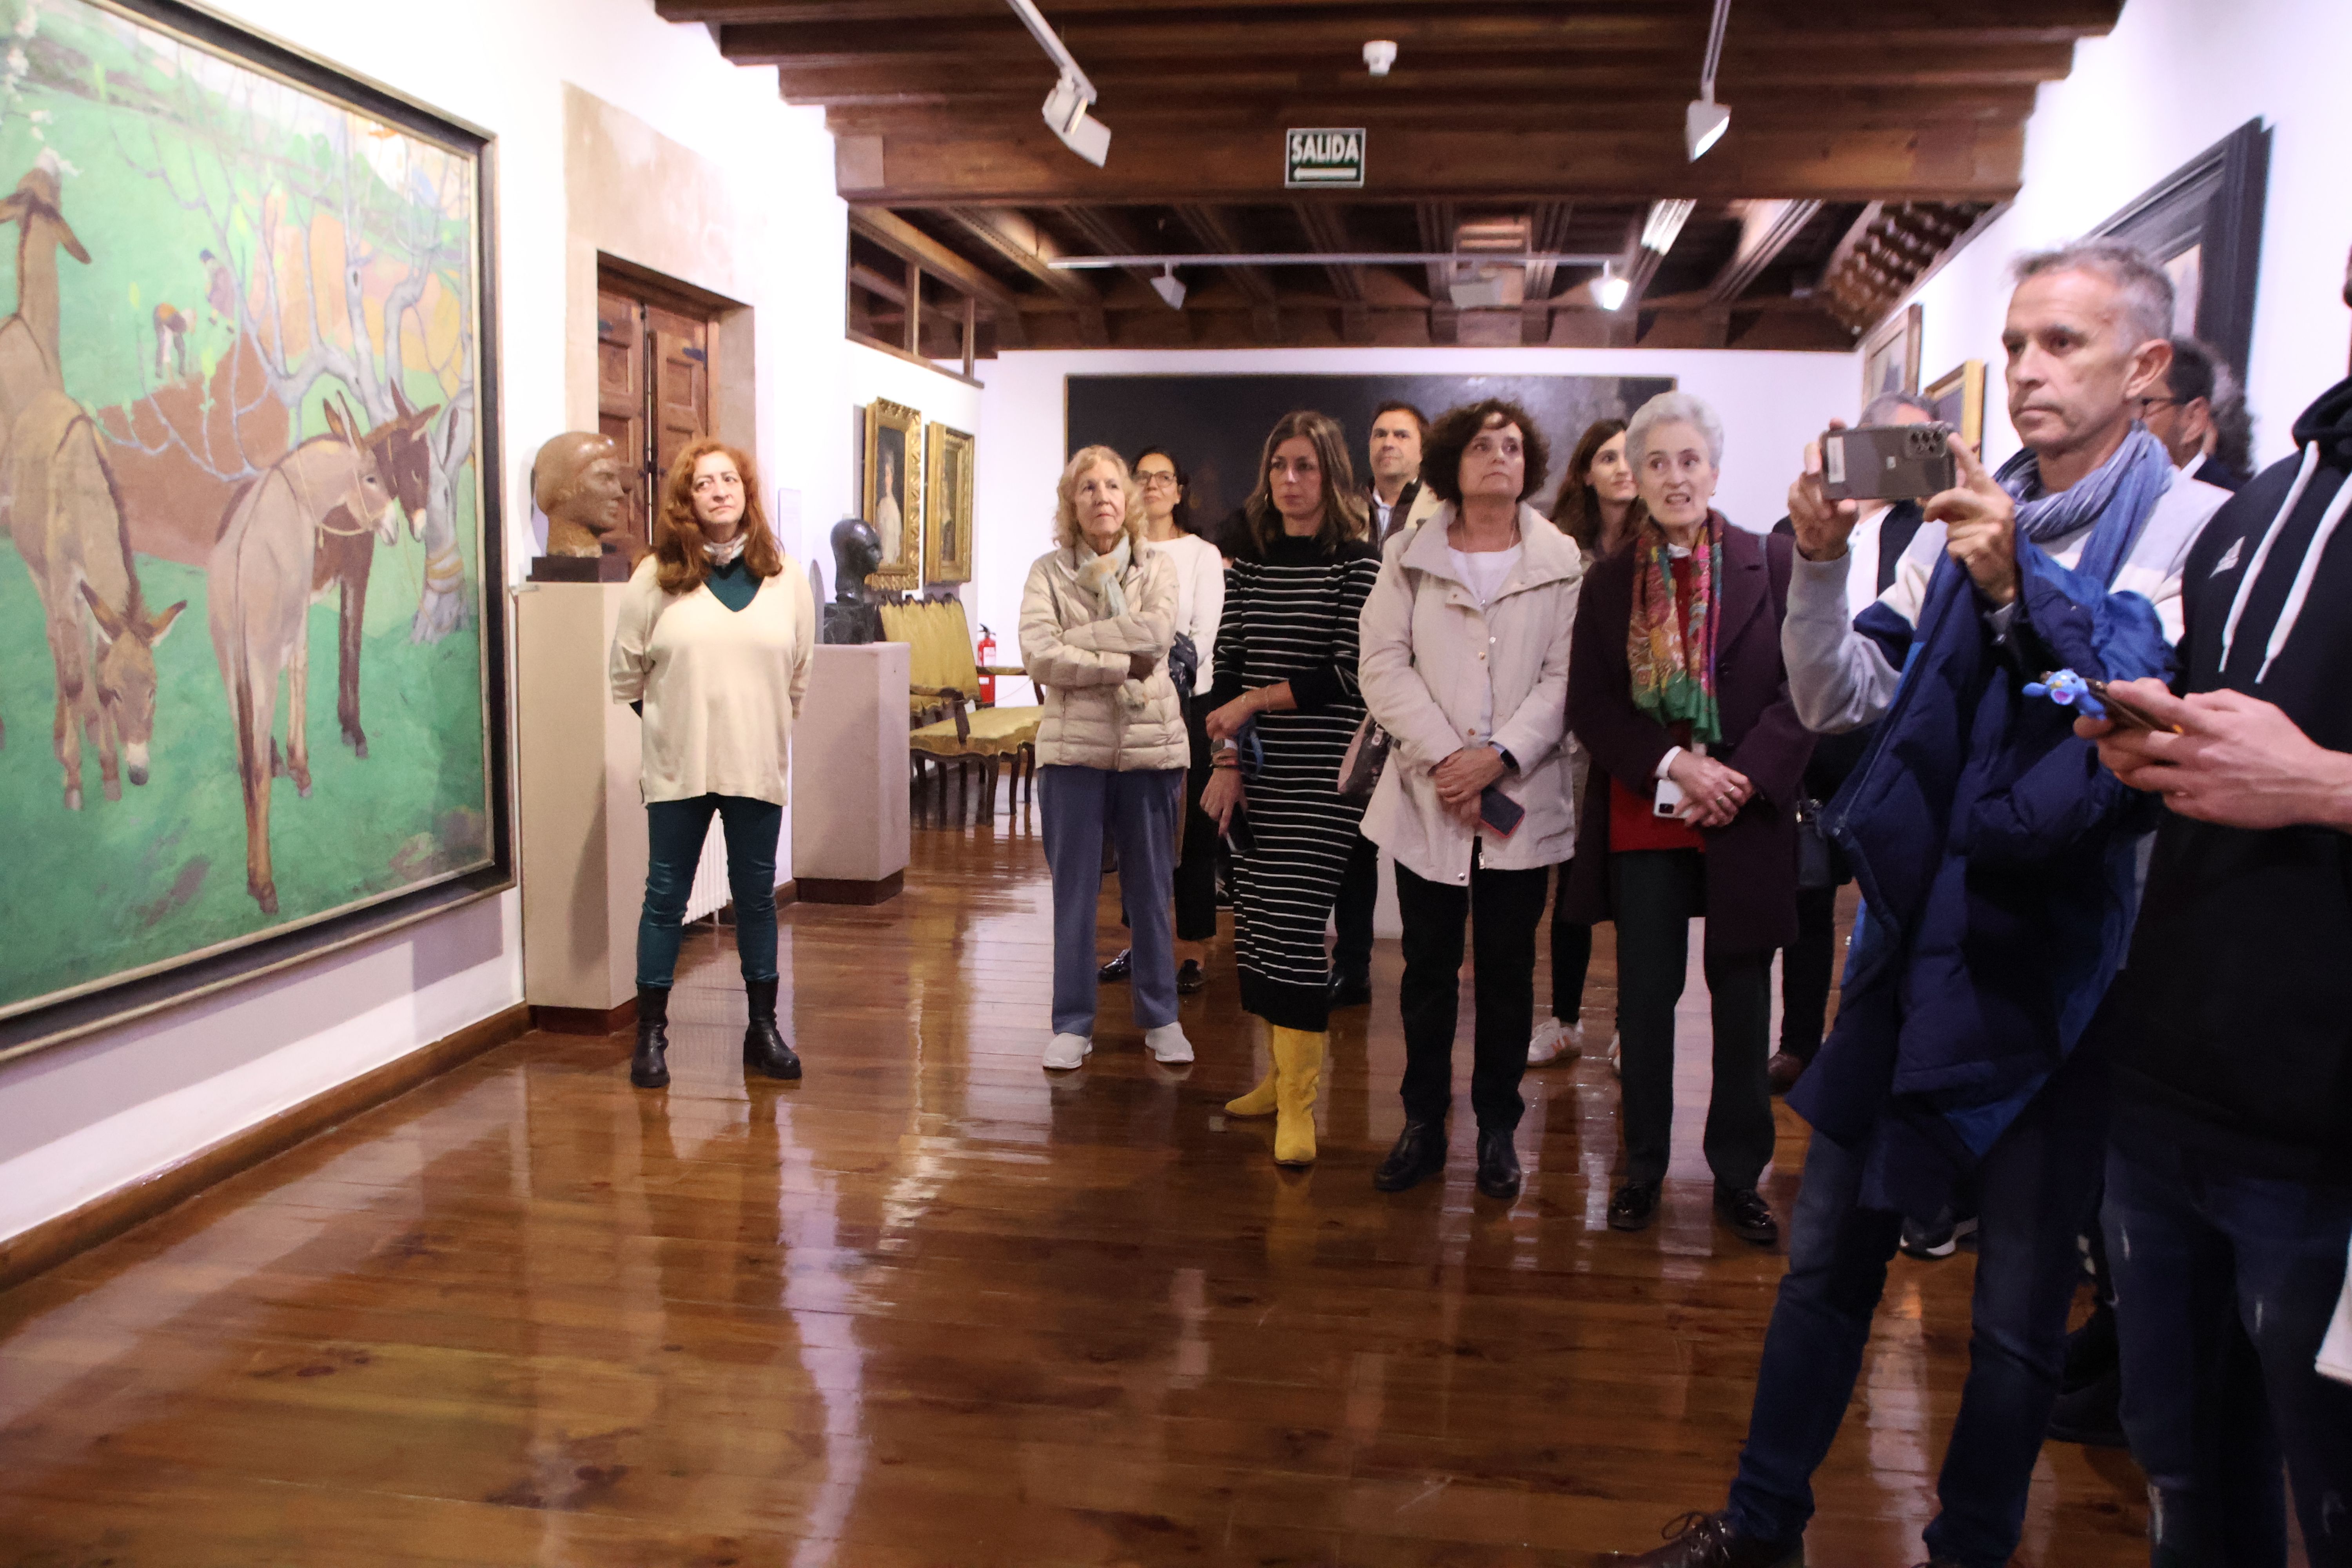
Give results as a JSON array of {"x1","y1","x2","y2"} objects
[
  {"x1": 1171, "y1": 704, "x2": 1220, "y2": 942},
  {"x1": 1332, "y1": 832, "x2": 1378, "y2": 975},
  {"x1": 1612, "y1": 849, "x2": 1775, "y2": 1191},
  {"x1": 1549, "y1": 858, "x2": 1594, "y2": 1021},
  {"x1": 1778, "y1": 883, "x2": 1840, "y2": 1062},
  {"x1": 1394, "y1": 851, "x2": 1552, "y2": 1133}
]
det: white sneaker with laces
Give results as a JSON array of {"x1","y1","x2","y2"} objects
[
  {"x1": 1607, "y1": 1033, "x2": 1622, "y2": 1077},
  {"x1": 1143, "y1": 1023, "x2": 1194, "y2": 1064},
  {"x1": 1527, "y1": 1017, "x2": 1584, "y2": 1066},
  {"x1": 1043, "y1": 1033, "x2": 1092, "y2": 1071}
]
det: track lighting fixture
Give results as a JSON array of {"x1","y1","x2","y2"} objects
[
  {"x1": 1150, "y1": 265, "x2": 1186, "y2": 310},
  {"x1": 1011, "y1": 0, "x2": 1111, "y2": 167},
  {"x1": 1686, "y1": 0, "x2": 1732, "y2": 160}
]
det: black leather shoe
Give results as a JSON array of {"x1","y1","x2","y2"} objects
[
  {"x1": 1474, "y1": 1129, "x2": 1522, "y2": 1201},
  {"x1": 1372, "y1": 1121, "x2": 1447, "y2": 1192},
  {"x1": 1328, "y1": 964, "x2": 1372, "y2": 1009},
  {"x1": 630, "y1": 985, "x2": 671, "y2": 1089},
  {"x1": 1175, "y1": 958, "x2": 1206, "y2": 995},
  {"x1": 1716, "y1": 1185, "x2": 1779, "y2": 1245},
  {"x1": 1601, "y1": 1509, "x2": 1800, "y2": 1566},
  {"x1": 742, "y1": 978, "x2": 801, "y2": 1080},
  {"x1": 1098, "y1": 948, "x2": 1132, "y2": 983},
  {"x1": 1607, "y1": 1181, "x2": 1660, "y2": 1232},
  {"x1": 1767, "y1": 1050, "x2": 1806, "y2": 1094}
]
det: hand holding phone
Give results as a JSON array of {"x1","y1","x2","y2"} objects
[{"x1": 1478, "y1": 786, "x2": 1525, "y2": 837}]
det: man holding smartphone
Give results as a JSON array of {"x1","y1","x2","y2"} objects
[
  {"x1": 1604, "y1": 240, "x2": 2227, "y2": 1567},
  {"x1": 2074, "y1": 355, "x2": 2352, "y2": 1561}
]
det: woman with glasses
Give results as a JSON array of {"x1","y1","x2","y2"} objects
[
  {"x1": 610, "y1": 439, "x2": 816, "y2": 1091},
  {"x1": 1098, "y1": 447, "x2": 1225, "y2": 993},
  {"x1": 1564, "y1": 391, "x2": 1811, "y2": 1246},
  {"x1": 1199, "y1": 410, "x2": 1381, "y2": 1167}
]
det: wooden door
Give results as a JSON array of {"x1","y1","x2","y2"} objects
[
  {"x1": 648, "y1": 305, "x2": 711, "y2": 513},
  {"x1": 595, "y1": 290, "x2": 648, "y2": 551}
]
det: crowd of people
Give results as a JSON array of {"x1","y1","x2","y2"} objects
[{"x1": 605, "y1": 236, "x2": 2352, "y2": 1568}]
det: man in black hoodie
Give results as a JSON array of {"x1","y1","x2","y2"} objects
[{"x1": 2081, "y1": 362, "x2": 2352, "y2": 1564}]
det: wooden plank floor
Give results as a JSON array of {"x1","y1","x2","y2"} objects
[{"x1": 0, "y1": 813, "x2": 2153, "y2": 1565}]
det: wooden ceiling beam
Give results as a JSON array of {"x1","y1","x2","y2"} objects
[
  {"x1": 828, "y1": 120, "x2": 2026, "y2": 207},
  {"x1": 848, "y1": 207, "x2": 1017, "y2": 311},
  {"x1": 940, "y1": 207, "x2": 1102, "y2": 307},
  {"x1": 1706, "y1": 199, "x2": 1826, "y2": 306}
]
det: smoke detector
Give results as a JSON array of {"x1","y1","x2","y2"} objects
[{"x1": 1363, "y1": 40, "x2": 1397, "y2": 76}]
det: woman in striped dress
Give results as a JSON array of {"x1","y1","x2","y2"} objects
[{"x1": 1199, "y1": 410, "x2": 1382, "y2": 1167}]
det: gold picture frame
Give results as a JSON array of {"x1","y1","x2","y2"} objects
[
  {"x1": 1860, "y1": 302, "x2": 1924, "y2": 404},
  {"x1": 1925, "y1": 359, "x2": 1988, "y2": 451},
  {"x1": 923, "y1": 423, "x2": 975, "y2": 585},
  {"x1": 862, "y1": 397, "x2": 922, "y2": 593}
]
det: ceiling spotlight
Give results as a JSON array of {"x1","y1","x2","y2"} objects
[
  {"x1": 1151, "y1": 264, "x2": 1186, "y2": 310},
  {"x1": 1363, "y1": 40, "x2": 1397, "y2": 76},
  {"x1": 1686, "y1": 0, "x2": 1732, "y2": 160},
  {"x1": 1042, "y1": 72, "x2": 1111, "y2": 167},
  {"x1": 1012, "y1": 0, "x2": 1111, "y2": 167},
  {"x1": 1594, "y1": 263, "x2": 1631, "y2": 312},
  {"x1": 1686, "y1": 95, "x2": 1730, "y2": 161}
]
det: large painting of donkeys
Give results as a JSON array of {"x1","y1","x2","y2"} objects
[{"x1": 0, "y1": 0, "x2": 506, "y2": 1047}]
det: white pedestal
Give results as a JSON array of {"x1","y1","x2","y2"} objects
[
  {"x1": 791, "y1": 642, "x2": 911, "y2": 904},
  {"x1": 515, "y1": 582, "x2": 648, "y2": 1025}
]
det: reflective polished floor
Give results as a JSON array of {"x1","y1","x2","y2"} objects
[{"x1": 0, "y1": 817, "x2": 2151, "y2": 1565}]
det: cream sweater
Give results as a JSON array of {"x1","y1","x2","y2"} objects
[{"x1": 609, "y1": 555, "x2": 815, "y2": 805}]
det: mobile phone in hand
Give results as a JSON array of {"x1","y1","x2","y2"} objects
[
  {"x1": 1653, "y1": 776, "x2": 1686, "y2": 818},
  {"x1": 1479, "y1": 786, "x2": 1525, "y2": 837},
  {"x1": 2084, "y1": 677, "x2": 2179, "y2": 734}
]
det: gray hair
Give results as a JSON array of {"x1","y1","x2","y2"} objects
[
  {"x1": 2013, "y1": 239, "x2": 2175, "y2": 348},
  {"x1": 1863, "y1": 390, "x2": 1939, "y2": 425},
  {"x1": 1625, "y1": 390, "x2": 1724, "y2": 471}
]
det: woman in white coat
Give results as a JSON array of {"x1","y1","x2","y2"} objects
[
  {"x1": 1018, "y1": 446, "x2": 1192, "y2": 1073},
  {"x1": 1357, "y1": 399, "x2": 1583, "y2": 1201}
]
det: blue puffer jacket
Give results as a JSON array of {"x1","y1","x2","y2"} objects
[{"x1": 1787, "y1": 541, "x2": 2171, "y2": 1222}]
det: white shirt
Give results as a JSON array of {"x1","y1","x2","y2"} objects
[
  {"x1": 1843, "y1": 505, "x2": 1891, "y2": 619},
  {"x1": 1149, "y1": 530, "x2": 1225, "y2": 693},
  {"x1": 1446, "y1": 543, "x2": 1523, "y2": 609}
]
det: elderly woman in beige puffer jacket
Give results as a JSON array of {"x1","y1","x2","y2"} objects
[{"x1": 1018, "y1": 445, "x2": 1192, "y2": 1074}]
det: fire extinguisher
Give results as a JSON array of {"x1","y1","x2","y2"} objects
[{"x1": 976, "y1": 624, "x2": 997, "y2": 706}]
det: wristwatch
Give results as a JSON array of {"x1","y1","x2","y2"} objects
[{"x1": 1495, "y1": 745, "x2": 1519, "y2": 774}]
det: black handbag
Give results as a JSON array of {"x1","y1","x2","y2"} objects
[{"x1": 1794, "y1": 795, "x2": 1835, "y2": 891}]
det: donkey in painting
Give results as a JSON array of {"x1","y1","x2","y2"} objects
[
  {"x1": 209, "y1": 400, "x2": 398, "y2": 914},
  {"x1": 4, "y1": 389, "x2": 189, "y2": 809},
  {"x1": 0, "y1": 160, "x2": 90, "y2": 445},
  {"x1": 312, "y1": 382, "x2": 440, "y2": 759}
]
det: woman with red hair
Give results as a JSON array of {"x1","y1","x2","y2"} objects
[{"x1": 610, "y1": 439, "x2": 815, "y2": 1091}]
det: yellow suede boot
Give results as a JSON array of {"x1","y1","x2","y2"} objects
[
  {"x1": 1269, "y1": 1025, "x2": 1324, "y2": 1167},
  {"x1": 1225, "y1": 1071, "x2": 1279, "y2": 1117}
]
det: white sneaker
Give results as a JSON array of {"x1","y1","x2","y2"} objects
[
  {"x1": 1607, "y1": 1033, "x2": 1622, "y2": 1077},
  {"x1": 1527, "y1": 1017, "x2": 1584, "y2": 1066},
  {"x1": 1143, "y1": 1023, "x2": 1194, "y2": 1064},
  {"x1": 1043, "y1": 1033, "x2": 1092, "y2": 1071}
]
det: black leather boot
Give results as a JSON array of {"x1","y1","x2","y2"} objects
[
  {"x1": 743, "y1": 977, "x2": 801, "y2": 1080},
  {"x1": 630, "y1": 985, "x2": 671, "y2": 1089}
]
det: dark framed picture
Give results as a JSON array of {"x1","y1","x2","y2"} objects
[
  {"x1": 862, "y1": 396, "x2": 920, "y2": 593},
  {"x1": 2092, "y1": 118, "x2": 2269, "y2": 377},
  {"x1": 1860, "y1": 304, "x2": 1924, "y2": 405},
  {"x1": 1925, "y1": 360, "x2": 1987, "y2": 451},
  {"x1": 923, "y1": 423, "x2": 974, "y2": 585},
  {"x1": 0, "y1": 0, "x2": 511, "y2": 1062}
]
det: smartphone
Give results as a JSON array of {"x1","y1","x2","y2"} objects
[
  {"x1": 1479, "y1": 786, "x2": 1525, "y2": 837},
  {"x1": 2083, "y1": 677, "x2": 2180, "y2": 734},
  {"x1": 1822, "y1": 422, "x2": 1958, "y2": 503},
  {"x1": 1653, "y1": 775, "x2": 1686, "y2": 818}
]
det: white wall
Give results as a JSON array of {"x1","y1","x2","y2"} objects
[
  {"x1": 1909, "y1": 0, "x2": 2352, "y2": 472},
  {"x1": 971, "y1": 345, "x2": 1860, "y2": 688},
  {"x1": 0, "y1": 1, "x2": 848, "y2": 1246}
]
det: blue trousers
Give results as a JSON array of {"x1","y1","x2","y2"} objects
[
  {"x1": 1726, "y1": 1044, "x2": 2106, "y2": 1566},
  {"x1": 2105, "y1": 1119, "x2": 2352, "y2": 1568},
  {"x1": 1040, "y1": 765, "x2": 1181, "y2": 1038},
  {"x1": 636, "y1": 794, "x2": 782, "y2": 988}
]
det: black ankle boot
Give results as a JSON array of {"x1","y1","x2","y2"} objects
[
  {"x1": 742, "y1": 977, "x2": 801, "y2": 1080},
  {"x1": 630, "y1": 985, "x2": 671, "y2": 1089}
]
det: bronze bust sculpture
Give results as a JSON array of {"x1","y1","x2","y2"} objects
[
  {"x1": 823, "y1": 518, "x2": 885, "y2": 644},
  {"x1": 527, "y1": 431, "x2": 632, "y2": 582}
]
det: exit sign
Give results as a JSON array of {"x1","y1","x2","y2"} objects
[{"x1": 1285, "y1": 128, "x2": 1365, "y2": 188}]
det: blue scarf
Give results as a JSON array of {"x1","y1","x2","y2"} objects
[{"x1": 1995, "y1": 425, "x2": 2175, "y2": 586}]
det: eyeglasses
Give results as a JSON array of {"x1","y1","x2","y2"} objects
[
  {"x1": 2138, "y1": 397, "x2": 2181, "y2": 415},
  {"x1": 1137, "y1": 471, "x2": 1181, "y2": 488}
]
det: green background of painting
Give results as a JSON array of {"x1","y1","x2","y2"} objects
[{"x1": 0, "y1": 0, "x2": 490, "y2": 1014}]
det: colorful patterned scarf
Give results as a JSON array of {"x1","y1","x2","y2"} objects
[{"x1": 1626, "y1": 511, "x2": 1722, "y2": 746}]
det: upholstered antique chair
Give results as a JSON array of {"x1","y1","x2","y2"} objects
[{"x1": 878, "y1": 598, "x2": 1040, "y2": 819}]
